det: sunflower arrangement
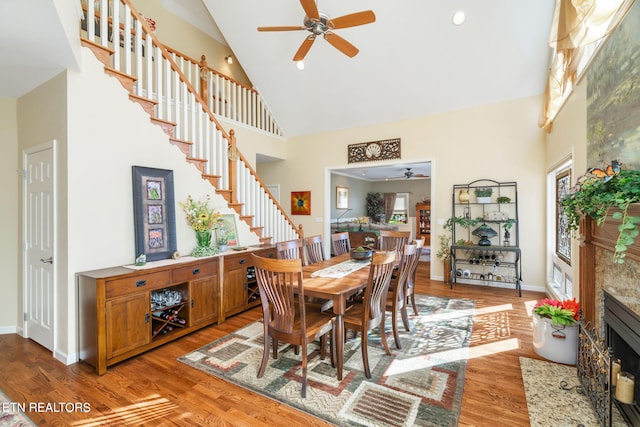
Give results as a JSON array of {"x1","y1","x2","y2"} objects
[{"x1": 180, "y1": 195, "x2": 221, "y2": 232}]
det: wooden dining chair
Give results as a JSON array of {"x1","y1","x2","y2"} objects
[
  {"x1": 386, "y1": 243, "x2": 419, "y2": 349},
  {"x1": 342, "y1": 251, "x2": 397, "y2": 378},
  {"x1": 276, "y1": 238, "x2": 306, "y2": 265},
  {"x1": 252, "y1": 254, "x2": 335, "y2": 398},
  {"x1": 330, "y1": 231, "x2": 351, "y2": 256},
  {"x1": 303, "y1": 234, "x2": 326, "y2": 265},
  {"x1": 406, "y1": 237, "x2": 425, "y2": 316},
  {"x1": 278, "y1": 237, "x2": 331, "y2": 311},
  {"x1": 379, "y1": 230, "x2": 410, "y2": 254}
]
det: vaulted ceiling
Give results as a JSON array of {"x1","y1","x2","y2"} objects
[
  {"x1": 196, "y1": 0, "x2": 556, "y2": 137},
  {"x1": 0, "y1": 1, "x2": 556, "y2": 141}
]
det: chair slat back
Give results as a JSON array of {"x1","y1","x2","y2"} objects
[
  {"x1": 394, "y1": 244, "x2": 419, "y2": 305},
  {"x1": 379, "y1": 230, "x2": 410, "y2": 254},
  {"x1": 303, "y1": 234, "x2": 326, "y2": 265},
  {"x1": 331, "y1": 231, "x2": 351, "y2": 256},
  {"x1": 362, "y1": 251, "x2": 397, "y2": 323},
  {"x1": 252, "y1": 255, "x2": 304, "y2": 334},
  {"x1": 276, "y1": 239, "x2": 306, "y2": 265}
]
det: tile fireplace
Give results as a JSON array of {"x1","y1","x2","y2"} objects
[{"x1": 604, "y1": 291, "x2": 640, "y2": 425}]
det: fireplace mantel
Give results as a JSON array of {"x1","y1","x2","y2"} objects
[{"x1": 579, "y1": 204, "x2": 640, "y2": 323}]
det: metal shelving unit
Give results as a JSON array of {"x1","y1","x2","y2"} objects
[{"x1": 449, "y1": 179, "x2": 522, "y2": 296}]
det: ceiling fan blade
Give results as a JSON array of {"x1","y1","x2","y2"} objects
[
  {"x1": 324, "y1": 32, "x2": 359, "y2": 58},
  {"x1": 330, "y1": 10, "x2": 376, "y2": 29},
  {"x1": 293, "y1": 35, "x2": 315, "y2": 61},
  {"x1": 257, "y1": 26, "x2": 306, "y2": 32},
  {"x1": 300, "y1": 0, "x2": 320, "y2": 20}
]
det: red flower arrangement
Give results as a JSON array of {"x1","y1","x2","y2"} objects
[{"x1": 533, "y1": 298, "x2": 580, "y2": 326}]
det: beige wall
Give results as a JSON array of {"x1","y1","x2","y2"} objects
[
  {"x1": 130, "y1": 0, "x2": 251, "y2": 88},
  {"x1": 259, "y1": 95, "x2": 548, "y2": 290},
  {"x1": 0, "y1": 98, "x2": 19, "y2": 331},
  {"x1": 16, "y1": 72, "x2": 69, "y2": 357},
  {"x1": 545, "y1": 77, "x2": 588, "y2": 299}
]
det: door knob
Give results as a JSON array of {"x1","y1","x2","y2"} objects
[{"x1": 40, "y1": 257, "x2": 53, "y2": 264}]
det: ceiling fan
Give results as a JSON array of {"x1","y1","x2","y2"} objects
[
  {"x1": 257, "y1": 0, "x2": 376, "y2": 61},
  {"x1": 399, "y1": 168, "x2": 429, "y2": 179}
]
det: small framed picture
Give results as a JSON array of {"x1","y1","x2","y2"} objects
[
  {"x1": 336, "y1": 186, "x2": 349, "y2": 209},
  {"x1": 291, "y1": 191, "x2": 311, "y2": 215}
]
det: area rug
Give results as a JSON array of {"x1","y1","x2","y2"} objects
[
  {"x1": 179, "y1": 295, "x2": 474, "y2": 427},
  {"x1": 520, "y1": 357, "x2": 627, "y2": 427},
  {"x1": 0, "y1": 389, "x2": 35, "y2": 427}
]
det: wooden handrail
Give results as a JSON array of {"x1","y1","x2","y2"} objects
[
  {"x1": 163, "y1": 46, "x2": 258, "y2": 95},
  {"x1": 228, "y1": 130, "x2": 300, "y2": 232},
  {"x1": 83, "y1": 0, "x2": 298, "y2": 240}
]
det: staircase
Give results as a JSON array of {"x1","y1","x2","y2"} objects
[{"x1": 80, "y1": 0, "x2": 300, "y2": 244}]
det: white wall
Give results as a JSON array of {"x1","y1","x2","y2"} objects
[
  {"x1": 259, "y1": 96, "x2": 547, "y2": 290},
  {"x1": 0, "y1": 98, "x2": 19, "y2": 332},
  {"x1": 10, "y1": 48, "x2": 261, "y2": 363}
]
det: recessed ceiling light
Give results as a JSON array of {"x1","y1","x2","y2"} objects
[{"x1": 452, "y1": 11, "x2": 466, "y2": 26}]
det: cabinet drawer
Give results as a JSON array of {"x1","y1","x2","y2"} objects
[
  {"x1": 224, "y1": 254, "x2": 251, "y2": 272},
  {"x1": 172, "y1": 261, "x2": 216, "y2": 283},
  {"x1": 106, "y1": 270, "x2": 171, "y2": 299}
]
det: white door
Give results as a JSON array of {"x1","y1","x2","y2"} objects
[{"x1": 23, "y1": 142, "x2": 55, "y2": 351}]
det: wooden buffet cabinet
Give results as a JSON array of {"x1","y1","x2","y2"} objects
[{"x1": 77, "y1": 245, "x2": 275, "y2": 375}]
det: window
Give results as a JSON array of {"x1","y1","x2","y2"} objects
[
  {"x1": 389, "y1": 193, "x2": 409, "y2": 224},
  {"x1": 556, "y1": 169, "x2": 571, "y2": 264},
  {"x1": 547, "y1": 159, "x2": 573, "y2": 300}
]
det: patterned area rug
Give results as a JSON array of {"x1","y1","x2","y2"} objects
[
  {"x1": 179, "y1": 295, "x2": 474, "y2": 427},
  {"x1": 0, "y1": 389, "x2": 35, "y2": 427},
  {"x1": 520, "y1": 357, "x2": 627, "y2": 427}
]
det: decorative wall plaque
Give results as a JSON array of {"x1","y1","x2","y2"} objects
[{"x1": 347, "y1": 138, "x2": 401, "y2": 163}]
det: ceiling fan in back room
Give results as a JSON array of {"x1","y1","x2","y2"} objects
[
  {"x1": 257, "y1": 0, "x2": 376, "y2": 61},
  {"x1": 390, "y1": 168, "x2": 429, "y2": 180}
]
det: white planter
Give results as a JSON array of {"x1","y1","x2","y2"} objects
[
  {"x1": 476, "y1": 196, "x2": 492, "y2": 204},
  {"x1": 532, "y1": 314, "x2": 579, "y2": 365}
]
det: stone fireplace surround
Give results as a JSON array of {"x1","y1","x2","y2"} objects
[{"x1": 580, "y1": 204, "x2": 640, "y2": 425}]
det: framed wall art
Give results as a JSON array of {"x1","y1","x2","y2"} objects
[
  {"x1": 336, "y1": 186, "x2": 349, "y2": 209},
  {"x1": 291, "y1": 191, "x2": 311, "y2": 215},
  {"x1": 217, "y1": 214, "x2": 239, "y2": 246},
  {"x1": 132, "y1": 166, "x2": 177, "y2": 261}
]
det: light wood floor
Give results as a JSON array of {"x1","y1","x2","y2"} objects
[{"x1": 0, "y1": 262, "x2": 546, "y2": 426}]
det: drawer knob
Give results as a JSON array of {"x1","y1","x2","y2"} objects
[
  {"x1": 135, "y1": 280, "x2": 147, "y2": 287},
  {"x1": 192, "y1": 268, "x2": 201, "y2": 275},
  {"x1": 239, "y1": 259, "x2": 245, "y2": 265}
]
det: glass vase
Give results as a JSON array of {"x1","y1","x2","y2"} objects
[{"x1": 192, "y1": 229, "x2": 218, "y2": 257}]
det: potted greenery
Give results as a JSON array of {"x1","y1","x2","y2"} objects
[
  {"x1": 217, "y1": 232, "x2": 229, "y2": 252},
  {"x1": 496, "y1": 196, "x2": 511, "y2": 204},
  {"x1": 365, "y1": 192, "x2": 384, "y2": 223},
  {"x1": 474, "y1": 187, "x2": 493, "y2": 203},
  {"x1": 435, "y1": 233, "x2": 452, "y2": 283},
  {"x1": 560, "y1": 163, "x2": 640, "y2": 263},
  {"x1": 532, "y1": 298, "x2": 580, "y2": 365}
]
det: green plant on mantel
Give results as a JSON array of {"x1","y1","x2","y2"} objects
[{"x1": 560, "y1": 163, "x2": 640, "y2": 263}]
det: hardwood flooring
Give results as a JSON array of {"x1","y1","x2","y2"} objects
[{"x1": 0, "y1": 262, "x2": 547, "y2": 426}]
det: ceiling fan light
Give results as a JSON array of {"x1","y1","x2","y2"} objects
[
  {"x1": 452, "y1": 11, "x2": 466, "y2": 26},
  {"x1": 296, "y1": 60, "x2": 305, "y2": 71}
]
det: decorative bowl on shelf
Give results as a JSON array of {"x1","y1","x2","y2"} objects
[{"x1": 351, "y1": 247, "x2": 374, "y2": 261}]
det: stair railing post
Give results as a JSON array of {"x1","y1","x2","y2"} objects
[
  {"x1": 199, "y1": 55, "x2": 209, "y2": 102},
  {"x1": 228, "y1": 129, "x2": 238, "y2": 205}
]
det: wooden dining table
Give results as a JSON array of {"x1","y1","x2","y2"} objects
[{"x1": 300, "y1": 253, "x2": 372, "y2": 380}]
